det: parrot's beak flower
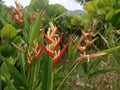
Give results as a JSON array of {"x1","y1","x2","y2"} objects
[
  {"x1": 32, "y1": 40, "x2": 43, "y2": 61},
  {"x1": 30, "y1": 10, "x2": 46, "y2": 23},
  {"x1": 53, "y1": 37, "x2": 73, "y2": 65},
  {"x1": 75, "y1": 30, "x2": 106, "y2": 62},
  {"x1": 44, "y1": 23, "x2": 58, "y2": 44},
  {"x1": 42, "y1": 44, "x2": 54, "y2": 58},
  {"x1": 81, "y1": 30, "x2": 90, "y2": 40},
  {"x1": 43, "y1": 22, "x2": 73, "y2": 66},
  {"x1": 26, "y1": 40, "x2": 43, "y2": 66},
  {"x1": 26, "y1": 51, "x2": 34, "y2": 67},
  {"x1": 73, "y1": 41, "x2": 86, "y2": 54},
  {"x1": 8, "y1": 0, "x2": 24, "y2": 25}
]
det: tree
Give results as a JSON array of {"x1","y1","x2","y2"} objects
[
  {"x1": 27, "y1": 0, "x2": 67, "y2": 18},
  {"x1": 75, "y1": 0, "x2": 93, "y2": 4}
]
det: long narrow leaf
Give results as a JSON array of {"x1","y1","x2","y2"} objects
[
  {"x1": 0, "y1": 77, "x2": 2, "y2": 90},
  {"x1": 4, "y1": 75, "x2": 17, "y2": 90},
  {"x1": 28, "y1": 57, "x2": 41, "y2": 90},
  {"x1": 18, "y1": 52, "x2": 26, "y2": 79},
  {"x1": 100, "y1": 46, "x2": 120, "y2": 54},
  {"x1": 41, "y1": 53, "x2": 53, "y2": 90},
  {"x1": 88, "y1": 68, "x2": 117, "y2": 78},
  {"x1": 4, "y1": 60, "x2": 27, "y2": 89},
  {"x1": 29, "y1": 11, "x2": 43, "y2": 45}
]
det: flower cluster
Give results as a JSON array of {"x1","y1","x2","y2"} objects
[
  {"x1": 8, "y1": 0, "x2": 24, "y2": 25},
  {"x1": 26, "y1": 23, "x2": 72, "y2": 66},
  {"x1": 26, "y1": 40, "x2": 43, "y2": 66},
  {"x1": 74, "y1": 30, "x2": 106, "y2": 62},
  {"x1": 43, "y1": 23, "x2": 73, "y2": 65}
]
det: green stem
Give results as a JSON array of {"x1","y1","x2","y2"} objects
[{"x1": 0, "y1": 78, "x2": 2, "y2": 90}]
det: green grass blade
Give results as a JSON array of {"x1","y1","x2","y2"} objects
[{"x1": 88, "y1": 68, "x2": 117, "y2": 78}]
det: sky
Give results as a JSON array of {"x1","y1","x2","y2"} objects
[{"x1": 2, "y1": 0, "x2": 83, "y2": 10}]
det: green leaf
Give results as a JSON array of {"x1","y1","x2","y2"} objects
[
  {"x1": 46, "y1": 4, "x2": 67, "y2": 18},
  {"x1": 67, "y1": 42, "x2": 77, "y2": 66},
  {"x1": 88, "y1": 68, "x2": 117, "y2": 78},
  {"x1": 83, "y1": 61, "x2": 88, "y2": 74},
  {"x1": 29, "y1": 0, "x2": 38, "y2": 5},
  {"x1": 0, "y1": 24, "x2": 17, "y2": 41},
  {"x1": 4, "y1": 59, "x2": 27, "y2": 89},
  {"x1": 41, "y1": 53, "x2": 53, "y2": 90},
  {"x1": 100, "y1": 46, "x2": 120, "y2": 54},
  {"x1": 0, "y1": 62, "x2": 16, "y2": 90},
  {"x1": 29, "y1": 11, "x2": 43, "y2": 45},
  {"x1": 11, "y1": 36, "x2": 21, "y2": 44},
  {"x1": 97, "y1": 0, "x2": 115, "y2": 8},
  {"x1": 83, "y1": 1, "x2": 97, "y2": 13},
  {"x1": 105, "y1": 10, "x2": 115, "y2": 20},
  {"x1": 0, "y1": 43, "x2": 17, "y2": 57},
  {"x1": 0, "y1": 78, "x2": 2, "y2": 90},
  {"x1": 4, "y1": 75, "x2": 17, "y2": 90},
  {"x1": 28, "y1": 57, "x2": 41, "y2": 90},
  {"x1": 106, "y1": 9, "x2": 120, "y2": 20},
  {"x1": 18, "y1": 52, "x2": 26, "y2": 78}
]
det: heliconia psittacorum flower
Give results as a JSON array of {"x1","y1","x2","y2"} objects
[
  {"x1": 26, "y1": 23, "x2": 72, "y2": 67},
  {"x1": 42, "y1": 22, "x2": 73, "y2": 65},
  {"x1": 7, "y1": 0, "x2": 24, "y2": 25},
  {"x1": 74, "y1": 30, "x2": 106, "y2": 62}
]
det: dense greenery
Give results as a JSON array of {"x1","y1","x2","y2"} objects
[{"x1": 0, "y1": 0, "x2": 120, "y2": 90}]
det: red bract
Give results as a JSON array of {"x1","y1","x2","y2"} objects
[
  {"x1": 8, "y1": 11, "x2": 23, "y2": 25},
  {"x1": 26, "y1": 40, "x2": 43, "y2": 66},
  {"x1": 53, "y1": 37, "x2": 73, "y2": 65},
  {"x1": 52, "y1": 34, "x2": 63, "y2": 51},
  {"x1": 42, "y1": 45, "x2": 54, "y2": 58},
  {"x1": 8, "y1": 0, "x2": 24, "y2": 25},
  {"x1": 32, "y1": 41, "x2": 43, "y2": 61},
  {"x1": 44, "y1": 34, "x2": 53, "y2": 44},
  {"x1": 74, "y1": 41, "x2": 86, "y2": 54}
]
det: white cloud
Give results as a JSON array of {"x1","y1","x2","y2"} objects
[
  {"x1": 49, "y1": 0, "x2": 83, "y2": 10},
  {"x1": 3, "y1": 0, "x2": 83, "y2": 10},
  {"x1": 3, "y1": 0, "x2": 30, "y2": 7}
]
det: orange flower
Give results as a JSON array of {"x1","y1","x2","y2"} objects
[
  {"x1": 78, "y1": 53, "x2": 106, "y2": 61},
  {"x1": 26, "y1": 40, "x2": 43, "y2": 66},
  {"x1": 74, "y1": 30, "x2": 105, "y2": 62},
  {"x1": 85, "y1": 38, "x2": 97, "y2": 48},
  {"x1": 81, "y1": 30, "x2": 89, "y2": 40}
]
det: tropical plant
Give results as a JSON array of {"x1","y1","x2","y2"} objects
[{"x1": 1, "y1": 0, "x2": 120, "y2": 90}]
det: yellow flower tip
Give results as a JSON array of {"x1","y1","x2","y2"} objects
[
  {"x1": 81, "y1": 30, "x2": 89, "y2": 40},
  {"x1": 89, "y1": 52, "x2": 106, "y2": 59},
  {"x1": 99, "y1": 52, "x2": 106, "y2": 56}
]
